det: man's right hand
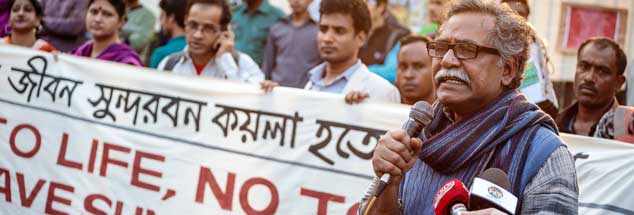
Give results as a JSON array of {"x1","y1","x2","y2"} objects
[
  {"x1": 260, "y1": 80, "x2": 279, "y2": 93},
  {"x1": 372, "y1": 130, "x2": 423, "y2": 181}
]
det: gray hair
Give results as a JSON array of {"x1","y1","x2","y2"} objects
[{"x1": 444, "y1": 0, "x2": 531, "y2": 89}]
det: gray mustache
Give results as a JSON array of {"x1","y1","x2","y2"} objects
[{"x1": 434, "y1": 69, "x2": 471, "y2": 84}]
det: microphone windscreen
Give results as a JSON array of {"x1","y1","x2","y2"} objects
[
  {"x1": 410, "y1": 101, "x2": 433, "y2": 125},
  {"x1": 469, "y1": 168, "x2": 518, "y2": 214},
  {"x1": 433, "y1": 179, "x2": 469, "y2": 215},
  {"x1": 479, "y1": 168, "x2": 510, "y2": 190}
]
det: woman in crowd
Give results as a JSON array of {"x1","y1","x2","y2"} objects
[
  {"x1": 2, "y1": 0, "x2": 55, "y2": 52},
  {"x1": 71, "y1": 0, "x2": 143, "y2": 66}
]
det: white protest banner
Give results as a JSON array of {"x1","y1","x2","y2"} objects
[
  {"x1": 563, "y1": 133, "x2": 634, "y2": 215},
  {"x1": 2, "y1": 45, "x2": 634, "y2": 215},
  {"x1": 0, "y1": 45, "x2": 409, "y2": 214}
]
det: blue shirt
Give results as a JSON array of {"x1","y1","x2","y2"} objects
[
  {"x1": 149, "y1": 35, "x2": 186, "y2": 68},
  {"x1": 367, "y1": 42, "x2": 400, "y2": 83},
  {"x1": 307, "y1": 60, "x2": 362, "y2": 94},
  {"x1": 232, "y1": 1, "x2": 285, "y2": 66}
]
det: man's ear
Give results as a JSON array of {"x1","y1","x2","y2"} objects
[
  {"x1": 355, "y1": 31, "x2": 367, "y2": 48},
  {"x1": 501, "y1": 62, "x2": 516, "y2": 87},
  {"x1": 616, "y1": 74, "x2": 626, "y2": 91}
]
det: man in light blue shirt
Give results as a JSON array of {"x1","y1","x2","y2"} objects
[{"x1": 262, "y1": 0, "x2": 399, "y2": 104}]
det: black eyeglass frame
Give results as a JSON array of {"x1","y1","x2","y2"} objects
[{"x1": 426, "y1": 41, "x2": 500, "y2": 59}]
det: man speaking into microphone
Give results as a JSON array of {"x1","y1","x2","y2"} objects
[{"x1": 363, "y1": 0, "x2": 578, "y2": 214}]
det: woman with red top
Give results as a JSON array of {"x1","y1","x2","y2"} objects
[
  {"x1": 71, "y1": 0, "x2": 143, "y2": 67},
  {"x1": 2, "y1": 0, "x2": 55, "y2": 52}
]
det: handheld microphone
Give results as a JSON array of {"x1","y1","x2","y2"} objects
[
  {"x1": 361, "y1": 101, "x2": 432, "y2": 215},
  {"x1": 469, "y1": 168, "x2": 518, "y2": 214},
  {"x1": 377, "y1": 101, "x2": 432, "y2": 195},
  {"x1": 433, "y1": 179, "x2": 469, "y2": 215}
]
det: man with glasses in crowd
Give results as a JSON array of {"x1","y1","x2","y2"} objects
[
  {"x1": 363, "y1": 0, "x2": 578, "y2": 214},
  {"x1": 158, "y1": 0, "x2": 263, "y2": 84}
]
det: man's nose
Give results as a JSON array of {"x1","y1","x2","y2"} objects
[
  {"x1": 320, "y1": 30, "x2": 335, "y2": 43},
  {"x1": 440, "y1": 49, "x2": 460, "y2": 69}
]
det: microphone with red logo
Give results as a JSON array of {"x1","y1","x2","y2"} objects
[
  {"x1": 433, "y1": 179, "x2": 470, "y2": 215},
  {"x1": 361, "y1": 101, "x2": 432, "y2": 215},
  {"x1": 469, "y1": 168, "x2": 518, "y2": 214}
]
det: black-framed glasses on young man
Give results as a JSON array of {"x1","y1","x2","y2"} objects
[{"x1": 427, "y1": 42, "x2": 500, "y2": 59}]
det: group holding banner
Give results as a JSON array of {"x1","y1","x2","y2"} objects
[{"x1": 0, "y1": 46, "x2": 632, "y2": 214}]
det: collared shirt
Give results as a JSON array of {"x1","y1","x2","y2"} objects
[
  {"x1": 262, "y1": 16, "x2": 321, "y2": 88},
  {"x1": 157, "y1": 48, "x2": 264, "y2": 84},
  {"x1": 149, "y1": 35, "x2": 186, "y2": 68},
  {"x1": 306, "y1": 60, "x2": 362, "y2": 94},
  {"x1": 232, "y1": 0, "x2": 285, "y2": 66},
  {"x1": 556, "y1": 98, "x2": 619, "y2": 136}
]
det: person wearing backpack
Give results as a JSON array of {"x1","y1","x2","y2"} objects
[{"x1": 157, "y1": 0, "x2": 263, "y2": 84}]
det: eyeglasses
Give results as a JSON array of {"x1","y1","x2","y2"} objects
[
  {"x1": 427, "y1": 42, "x2": 500, "y2": 60},
  {"x1": 184, "y1": 21, "x2": 221, "y2": 35}
]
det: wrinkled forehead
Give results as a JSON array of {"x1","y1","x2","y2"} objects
[
  {"x1": 578, "y1": 44, "x2": 618, "y2": 71},
  {"x1": 437, "y1": 12, "x2": 496, "y2": 46}
]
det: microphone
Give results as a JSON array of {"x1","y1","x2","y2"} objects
[
  {"x1": 377, "y1": 101, "x2": 433, "y2": 195},
  {"x1": 469, "y1": 168, "x2": 518, "y2": 214},
  {"x1": 433, "y1": 179, "x2": 469, "y2": 215},
  {"x1": 361, "y1": 101, "x2": 432, "y2": 215}
]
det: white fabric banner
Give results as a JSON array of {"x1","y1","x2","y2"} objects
[
  {"x1": 0, "y1": 46, "x2": 408, "y2": 215},
  {"x1": 0, "y1": 46, "x2": 633, "y2": 215},
  {"x1": 562, "y1": 133, "x2": 634, "y2": 215}
]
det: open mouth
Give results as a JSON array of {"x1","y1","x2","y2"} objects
[{"x1": 437, "y1": 76, "x2": 469, "y2": 85}]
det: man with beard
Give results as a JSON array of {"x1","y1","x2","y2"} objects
[
  {"x1": 363, "y1": 0, "x2": 578, "y2": 214},
  {"x1": 557, "y1": 37, "x2": 630, "y2": 142},
  {"x1": 261, "y1": 0, "x2": 399, "y2": 104}
]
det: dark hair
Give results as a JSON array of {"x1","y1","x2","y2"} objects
[
  {"x1": 88, "y1": 0, "x2": 127, "y2": 19},
  {"x1": 400, "y1": 35, "x2": 432, "y2": 47},
  {"x1": 186, "y1": 0, "x2": 232, "y2": 29},
  {"x1": 8, "y1": 0, "x2": 43, "y2": 18},
  {"x1": 578, "y1": 37, "x2": 628, "y2": 76},
  {"x1": 501, "y1": 0, "x2": 530, "y2": 16},
  {"x1": 160, "y1": 0, "x2": 187, "y2": 28},
  {"x1": 319, "y1": 0, "x2": 371, "y2": 34}
]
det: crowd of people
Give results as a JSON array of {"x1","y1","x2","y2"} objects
[
  {"x1": 0, "y1": 0, "x2": 632, "y2": 213},
  {"x1": 2, "y1": 0, "x2": 623, "y2": 142}
]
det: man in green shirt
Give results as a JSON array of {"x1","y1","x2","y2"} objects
[
  {"x1": 231, "y1": 0, "x2": 285, "y2": 66},
  {"x1": 417, "y1": 0, "x2": 449, "y2": 38},
  {"x1": 150, "y1": 0, "x2": 187, "y2": 68},
  {"x1": 122, "y1": 0, "x2": 156, "y2": 62}
]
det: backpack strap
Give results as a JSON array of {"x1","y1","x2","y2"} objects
[
  {"x1": 231, "y1": 50, "x2": 241, "y2": 66},
  {"x1": 163, "y1": 52, "x2": 186, "y2": 71}
]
